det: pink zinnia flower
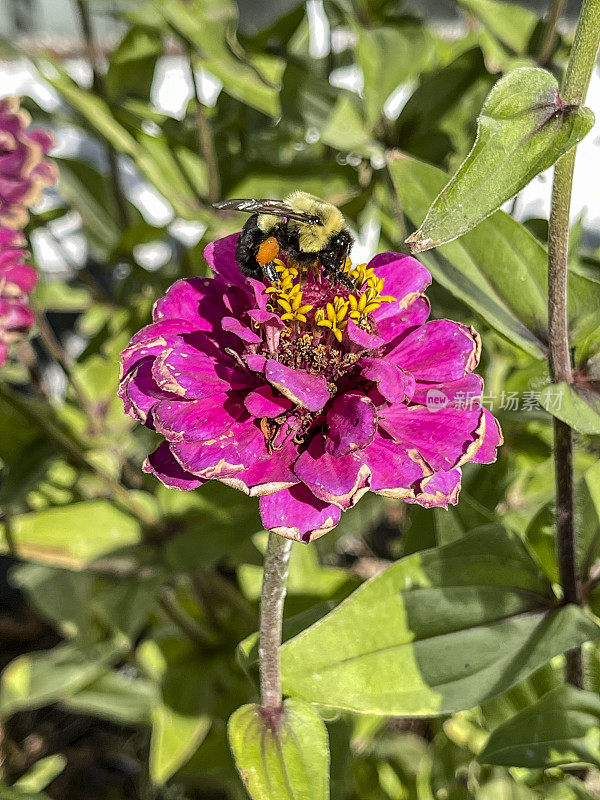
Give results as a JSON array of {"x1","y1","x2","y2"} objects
[
  {"x1": 0, "y1": 227, "x2": 37, "y2": 366},
  {"x1": 0, "y1": 96, "x2": 57, "y2": 229},
  {"x1": 119, "y1": 234, "x2": 502, "y2": 542}
]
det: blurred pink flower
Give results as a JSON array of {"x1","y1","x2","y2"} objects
[
  {"x1": 0, "y1": 96, "x2": 57, "y2": 229},
  {"x1": 0, "y1": 228, "x2": 37, "y2": 366},
  {"x1": 119, "y1": 234, "x2": 502, "y2": 542}
]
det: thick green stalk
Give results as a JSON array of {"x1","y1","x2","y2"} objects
[
  {"x1": 547, "y1": 0, "x2": 600, "y2": 688},
  {"x1": 259, "y1": 532, "x2": 292, "y2": 712}
]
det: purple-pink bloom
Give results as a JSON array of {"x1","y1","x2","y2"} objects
[
  {"x1": 0, "y1": 96, "x2": 57, "y2": 229},
  {"x1": 0, "y1": 227, "x2": 37, "y2": 367},
  {"x1": 119, "y1": 234, "x2": 502, "y2": 542}
]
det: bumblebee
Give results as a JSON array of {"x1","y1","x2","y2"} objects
[{"x1": 213, "y1": 191, "x2": 354, "y2": 288}]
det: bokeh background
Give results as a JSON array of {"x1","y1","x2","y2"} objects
[{"x1": 0, "y1": 1, "x2": 599, "y2": 799}]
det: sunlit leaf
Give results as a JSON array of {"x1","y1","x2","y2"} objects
[
  {"x1": 62, "y1": 670, "x2": 157, "y2": 725},
  {"x1": 389, "y1": 154, "x2": 600, "y2": 358},
  {"x1": 159, "y1": 0, "x2": 282, "y2": 117},
  {"x1": 0, "y1": 501, "x2": 143, "y2": 568},
  {"x1": 12, "y1": 755, "x2": 67, "y2": 794},
  {"x1": 228, "y1": 699, "x2": 329, "y2": 800},
  {"x1": 357, "y1": 21, "x2": 437, "y2": 128},
  {"x1": 405, "y1": 68, "x2": 594, "y2": 252},
  {"x1": 539, "y1": 382, "x2": 600, "y2": 434},
  {"x1": 105, "y1": 26, "x2": 162, "y2": 101},
  {"x1": 0, "y1": 640, "x2": 124, "y2": 718},
  {"x1": 389, "y1": 153, "x2": 547, "y2": 357},
  {"x1": 280, "y1": 529, "x2": 600, "y2": 715},
  {"x1": 149, "y1": 702, "x2": 211, "y2": 785}
]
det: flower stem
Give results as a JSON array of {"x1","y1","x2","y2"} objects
[
  {"x1": 259, "y1": 532, "x2": 292, "y2": 712},
  {"x1": 538, "y1": 0, "x2": 566, "y2": 66},
  {"x1": 75, "y1": 0, "x2": 130, "y2": 230},
  {"x1": 187, "y1": 51, "x2": 221, "y2": 204},
  {"x1": 547, "y1": 0, "x2": 600, "y2": 688}
]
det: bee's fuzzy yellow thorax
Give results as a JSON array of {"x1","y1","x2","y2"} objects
[
  {"x1": 257, "y1": 213, "x2": 280, "y2": 233},
  {"x1": 285, "y1": 191, "x2": 346, "y2": 252}
]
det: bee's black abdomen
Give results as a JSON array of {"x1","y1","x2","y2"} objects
[{"x1": 235, "y1": 214, "x2": 264, "y2": 278}]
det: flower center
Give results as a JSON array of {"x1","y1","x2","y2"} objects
[{"x1": 264, "y1": 257, "x2": 394, "y2": 385}]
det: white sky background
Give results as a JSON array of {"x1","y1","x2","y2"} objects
[{"x1": 0, "y1": 3, "x2": 599, "y2": 271}]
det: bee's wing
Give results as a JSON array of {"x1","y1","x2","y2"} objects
[{"x1": 213, "y1": 198, "x2": 322, "y2": 225}]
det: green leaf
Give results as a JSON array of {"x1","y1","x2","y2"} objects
[
  {"x1": 453, "y1": 0, "x2": 538, "y2": 54},
  {"x1": 13, "y1": 563, "x2": 163, "y2": 644},
  {"x1": 0, "y1": 640, "x2": 124, "y2": 718},
  {"x1": 61, "y1": 670, "x2": 157, "y2": 725},
  {"x1": 12, "y1": 756, "x2": 67, "y2": 794},
  {"x1": 238, "y1": 534, "x2": 354, "y2": 602},
  {"x1": 228, "y1": 699, "x2": 329, "y2": 800},
  {"x1": 279, "y1": 61, "x2": 339, "y2": 133},
  {"x1": 149, "y1": 702, "x2": 211, "y2": 785},
  {"x1": 357, "y1": 22, "x2": 436, "y2": 128},
  {"x1": 586, "y1": 461, "x2": 600, "y2": 522},
  {"x1": 44, "y1": 65, "x2": 140, "y2": 155},
  {"x1": 480, "y1": 685, "x2": 600, "y2": 768},
  {"x1": 105, "y1": 26, "x2": 162, "y2": 102},
  {"x1": 0, "y1": 501, "x2": 143, "y2": 568},
  {"x1": 280, "y1": 528, "x2": 600, "y2": 715},
  {"x1": 539, "y1": 382, "x2": 600, "y2": 434},
  {"x1": 524, "y1": 504, "x2": 559, "y2": 584},
  {"x1": 44, "y1": 69, "x2": 205, "y2": 220},
  {"x1": 390, "y1": 154, "x2": 600, "y2": 358},
  {"x1": 389, "y1": 154, "x2": 548, "y2": 357},
  {"x1": 0, "y1": 439, "x2": 57, "y2": 507},
  {"x1": 148, "y1": 646, "x2": 221, "y2": 784},
  {"x1": 393, "y1": 47, "x2": 494, "y2": 169},
  {"x1": 159, "y1": 0, "x2": 282, "y2": 117},
  {"x1": 162, "y1": 482, "x2": 262, "y2": 567},
  {"x1": 54, "y1": 157, "x2": 120, "y2": 249},
  {"x1": 405, "y1": 68, "x2": 594, "y2": 252},
  {"x1": 320, "y1": 96, "x2": 382, "y2": 158}
]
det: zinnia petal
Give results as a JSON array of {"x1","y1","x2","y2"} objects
[
  {"x1": 359, "y1": 357, "x2": 415, "y2": 403},
  {"x1": 359, "y1": 432, "x2": 430, "y2": 497},
  {"x1": 203, "y1": 233, "x2": 249, "y2": 292},
  {"x1": 119, "y1": 234, "x2": 501, "y2": 542},
  {"x1": 408, "y1": 468, "x2": 462, "y2": 508},
  {"x1": 326, "y1": 392, "x2": 377, "y2": 456},
  {"x1": 387, "y1": 320, "x2": 481, "y2": 381},
  {"x1": 471, "y1": 407, "x2": 503, "y2": 464},
  {"x1": 265, "y1": 360, "x2": 330, "y2": 412},
  {"x1": 144, "y1": 442, "x2": 203, "y2": 490},
  {"x1": 152, "y1": 394, "x2": 244, "y2": 442},
  {"x1": 294, "y1": 436, "x2": 371, "y2": 510},
  {"x1": 369, "y1": 252, "x2": 431, "y2": 314},
  {"x1": 244, "y1": 385, "x2": 293, "y2": 418},
  {"x1": 378, "y1": 403, "x2": 485, "y2": 471},
  {"x1": 259, "y1": 485, "x2": 342, "y2": 543}
]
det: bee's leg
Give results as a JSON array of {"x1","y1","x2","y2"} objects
[
  {"x1": 256, "y1": 236, "x2": 281, "y2": 285},
  {"x1": 262, "y1": 261, "x2": 279, "y2": 283},
  {"x1": 339, "y1": 272, "x2": 356, "y2": 291},
  {"x1": 320, "y1": 254, "x2": 354, "y2": 290}
]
